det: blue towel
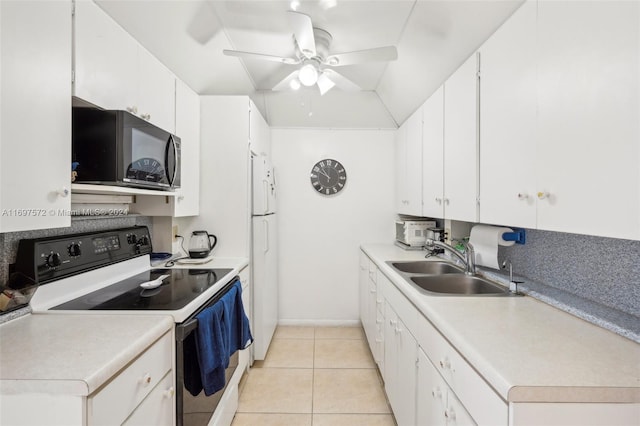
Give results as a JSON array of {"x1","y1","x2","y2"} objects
[{"x1": 194, "y1": 280, "x2": 253, "y2": 396}]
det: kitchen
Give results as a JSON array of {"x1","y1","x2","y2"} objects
[{"x1": 1, "y1": 0, "x2": 639, "y2": 425}]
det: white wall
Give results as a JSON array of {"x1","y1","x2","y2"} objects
[
  {"x1": 174, "y1": 96, "x2": 251, "y2": 259},
  {"x1": 272, "y1": 129, "x2": 396, "y2": 323}
]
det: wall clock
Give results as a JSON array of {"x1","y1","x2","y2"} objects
[{"x1": 310, "y1": 158, "x2": 347, "y2": 196}]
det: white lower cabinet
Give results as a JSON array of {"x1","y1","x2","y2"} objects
[
  {"x1": 417, "y1": 348, "x2": 475, "y2": 426},
  {"x1": 122, "y1": 372, "x2": 175, "y2": 426},
  {"x1": 88, "y1": 332, "x2": 174, "y2": 425},
  {"x1": 360, "y1": 253, "x2": 384, "y2": 370},
  {"x1": 383, "y1": 301, "x2": 417, "y2": 426}
]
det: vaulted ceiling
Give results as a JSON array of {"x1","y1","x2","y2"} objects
[{"x1": 96, "y1": 0, "x2": 524, "y2": 128}]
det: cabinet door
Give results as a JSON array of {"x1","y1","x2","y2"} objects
[
  {"x1": 479, "y1": 0, "x2": 537, "y2": 228},
  {"x1": 0, "y1": 0, "x2": 71, "y2": 232},
  {"x1": 174, "y1": 80, "x2": 200, "y2": 217},
  {"x1": 74, "y1": 0, "x2": 138, "y2": 111},
  {"x1": 417, "y1": 348, "x2": 447, "y2": 426},
  {"x1": 394, "y1": 317, "x2": 417, "y2": 426},
  {"x1": 536, "y1": 0, "x2": 640, "y2": 239},
  {"x1": 359, "y1": 252, "x2": 369, "y2": 333},
  {"x1": 395, "y1": 120, "x2": 409, "y2": 212},
  {"x1": 137, "y1": 47, "x2": 176, "y2": 133},
  {"x1": 444, "y1": 53, "x2": 479, "y2": 223},
  {"x1": 396, "y1": 107, "x2": 423, "y2": 216},
  {"x1": 383, "y1": 302, "x2": 398, "y2": 405},
  {"x1": 422, "y1": 86, "x2": 445, "y2": 218},
  {"x1": 122, "y1": 372, "x2": 174, "y2": 426}
]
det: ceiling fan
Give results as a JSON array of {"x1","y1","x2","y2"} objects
[{"x1": 223, "y1": 11, "x2": 398, "y2": 96}]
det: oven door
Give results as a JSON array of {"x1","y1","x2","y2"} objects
[
  {"x1": 175, "y1": 278, "x2": 240, "y2": 426},
  {"x1": 119, "y1": 111, "x2": 181, "y2": 190}
]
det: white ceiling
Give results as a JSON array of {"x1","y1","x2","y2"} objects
[{"x1": 96, "y1": 0, "x2": 524, "y2": 128}]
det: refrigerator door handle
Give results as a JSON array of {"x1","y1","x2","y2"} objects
[
  {"x1": 263, "y1": 219, "x2": 269, "y2": 253},
  {"x1": 263, "y1": 179, "x2": 269, "y2": 214}
]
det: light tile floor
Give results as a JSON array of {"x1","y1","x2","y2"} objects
[{"x1": 232, "y1": 326, "x2": 396, "y2": 426}]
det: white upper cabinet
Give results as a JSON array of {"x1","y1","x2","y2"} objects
[
  {"x1": 421, "y1": 86, "x2": 445, "y2": 219},
  {"x1": 396, "y1": 107, "x2": 423, "y2": 216},
  {"x1": 173, "y1": 80, "x2": 200, "y2": 217},
  {"x1": 444, "y1": 53, "x2": 479, "y2": 223},
  {"x1": 479, "y1": 0, "x2": 537, "y2": 229},
  {"x1": 0, "y1": 0, "x2": 72, "y2": 232},
  {"x1": 74, "y1": 0, "x2": 176, "y2": 133},
  {"x1": 536, "y1": 0, "x2": 639, "y2": 239}
]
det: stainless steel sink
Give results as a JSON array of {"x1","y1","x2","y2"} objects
[
  {"x1": 409, "y1": 275, "x2": 510, "y2": 296},
  {"x1": 388, "y1": 261, "x2": 463, "y2": 275}
]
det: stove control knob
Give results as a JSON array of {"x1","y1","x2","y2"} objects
[
  {"x1": 46, "y1": 252, "x2": 62, "y2": 268},
  {"x1": 68, "y1": 243, "x2": 81, "y2": 257},
  {"x1": 139, "y1": 235, "x2": 150, "y2": 246},
  {"x1": 127, "y1": 234, "x2": 137, "y2": 245}
]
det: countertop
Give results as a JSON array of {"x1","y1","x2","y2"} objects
[
  {"x1": 361, "y1": 243, "x2": 640, "y2": 404},
  {"x1": 0, "y1": 313, "x2": 173, "y2": 396}
]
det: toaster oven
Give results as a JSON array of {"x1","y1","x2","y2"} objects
[{"x1": 395, "y1": 220, "x2": 436, "y2": 247}]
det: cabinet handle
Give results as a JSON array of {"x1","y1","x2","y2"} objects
[
  {"x1": 140, "y1": 373, "x2": 152, "y2": 387},
  {"x1": 57, "y1": 187, "x2": 69, "y2": 198},
  {"x1": 389, "y1": 319, "x2": 397, "y2": 326},
  {"x1": 439, "y1": 358, "x2": 451, "y2": 370},
  {"x1": 126, "y1": 106, "x2": 138, "y2": 114},
  {"x1": 177, "y1": 195, "x2": 185, "y2": 201},
  {"x1": 537, "y1": 191, "x2": 550, "y2": 200},
  {"x1": 140, "y1": 113, "x2": 151, "y2": 121},
  {"x1": 395, "y1": 325, "x2": 402, "y2": 334},
  {"x1": 163, "y1": 387, "x2": 175, "y2": 399},
  {"x1": 375, "y1": 338, "x2": 383, "y2": 343},
  {"x1": 370, "y1": 288, "x2": 376, "y2": 294},
  {"x1": 443, "y1": 198, "x2": 450, "y2": 205},
  {"x1": 376, "y1": 298, "x2": 383, "y2": 304},
  {"x1": 517, "y1": 193, "x2": 529, "y2": 200},
  {"x1": 445, "y1": 408, "x2": 456, "y2": 421},
  {"x1": 431, "y1": 386, "x2": 442, "y2": 399},
  {"x1": 376, "y1": 318, "x2": 383, "y2": 324},
  {"x1": 435, "y1": 197, "x2": 442, "y2": 204}
]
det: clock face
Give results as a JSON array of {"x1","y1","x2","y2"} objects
[
  {"x1": 126, "y1": 157, "x2": 166, "y2": 182},
  {"x1": 310, "y1": 159, "x2": 347, "y2": 196}
]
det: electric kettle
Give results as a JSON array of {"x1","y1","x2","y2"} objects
[{"x1": 188, "y1": 231, "x2": 217, "y2": 258}]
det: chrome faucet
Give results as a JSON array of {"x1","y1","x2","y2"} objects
[{"x1": 425, "y1": 239, "x2": 476, "y2": 276}]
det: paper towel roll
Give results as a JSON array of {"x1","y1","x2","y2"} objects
[{"x1": 469, "y1": 225, "x2": 515, "y2": 269}]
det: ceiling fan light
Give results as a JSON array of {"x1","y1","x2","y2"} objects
[
  {"x1": 298, "y1": 64, "x2": 318, "y2": 86},
  {"x1": 289, "y1": 78, "x2": 301, "y2": 90}
]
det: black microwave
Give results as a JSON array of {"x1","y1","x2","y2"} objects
[{"x1": 72, "y1": 108, "x2": 181, "y2": 191}]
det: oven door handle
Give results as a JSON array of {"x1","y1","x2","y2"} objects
[{"x1": 176, "y1": 318, "x2": 198, "y2": 342}]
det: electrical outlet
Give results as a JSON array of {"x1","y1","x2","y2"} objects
[{"x1": 172, "y1": 225, "x2": 178, "y2": 241}]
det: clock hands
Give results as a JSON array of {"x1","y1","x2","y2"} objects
[{"x1": 319, "y1": 167, "x2": 331, "y2": 182}]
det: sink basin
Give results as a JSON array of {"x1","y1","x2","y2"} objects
[
  {"x1": 409, "y1": 275, "x2": 510, "y2": 296},
  {"x1": 389, "y1": 261, "x2": 463, "y2": 275}
]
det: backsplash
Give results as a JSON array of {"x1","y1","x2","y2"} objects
[
  {"x1": 498, "y1": 229, "x2": 640, "y2": 318},
  {"x1": 0, "y1": 215, "x2": 153, "y2": 286}
]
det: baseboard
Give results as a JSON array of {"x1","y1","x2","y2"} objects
[{"x1": 278, "y1": 319, "x2": 362, "y2": 327}]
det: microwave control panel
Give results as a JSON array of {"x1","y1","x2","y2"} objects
[{"x1": 12, "y1": 226, "x2": 152, "y2": 284}]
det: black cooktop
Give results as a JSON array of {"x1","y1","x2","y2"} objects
[{"x1": 52, "y1": 268, "x2": 232, "y2": 311}]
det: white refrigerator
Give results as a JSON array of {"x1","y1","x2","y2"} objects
[{"x1": 251, "y1": 154, "x2": 278, "y2": 360}]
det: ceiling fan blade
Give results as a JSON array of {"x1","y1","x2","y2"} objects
[
  {"x1": 272, "y1": 70, "x2": 301, "y2": 91},
  {"x1": 223, "y1": 50, "x2": 300, "y2": 65},
  {"x1": 322, "y1": 69, "x2": 361, "y2": 91},
  {"x1": 316, "y1": 72, "x2": 336, "y2": 96},
  {"x1": 287, "y1": 11, "x2": 316, "y2": 58},
  {"x1": 326, "y1": 46, "x2": 398, "y2": 66}
]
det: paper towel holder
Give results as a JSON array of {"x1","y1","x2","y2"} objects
[{"x1": 501, "y1": 229, "x2": 526, "y2": 245}]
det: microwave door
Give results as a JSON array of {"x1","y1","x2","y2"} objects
[{"x1": 165, "y1": 135, "x2": 181, "y2": 188}]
